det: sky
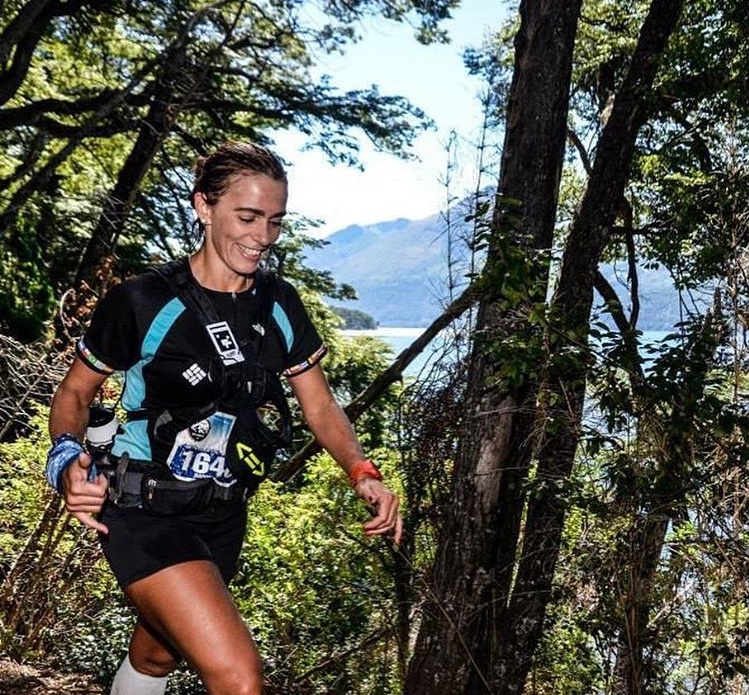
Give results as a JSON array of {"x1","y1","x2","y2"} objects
[{"x1": 272, "y1": 0, "x2": 506, "y2": 238}]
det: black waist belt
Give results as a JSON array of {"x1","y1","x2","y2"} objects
[
  {"x1": 98, "y1": 452, "x2": 247, "y2": 510},
  {"x1": 112, "y1": 470, "x2": 245, "y2": 502}
]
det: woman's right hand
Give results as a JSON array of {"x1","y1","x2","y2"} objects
[{"x1": 61, "y1": 452, "x2": 110, "y2": 534}]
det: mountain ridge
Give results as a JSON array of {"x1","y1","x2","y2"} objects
[{"x1": 304, "y1": 210, "x2": 682, "y2": 331}]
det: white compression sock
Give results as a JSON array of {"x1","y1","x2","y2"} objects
[{"x1": 110, "y1": 654, "x2": 168, "y2": 695}]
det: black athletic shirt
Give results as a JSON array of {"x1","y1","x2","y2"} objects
[{"x1": 77, "y1": 263, "x2": 326, "y2": 482}]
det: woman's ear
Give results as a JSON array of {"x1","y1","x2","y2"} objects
[{"x1": 194, "y1": 192, "x2": 210, "y2": 224}]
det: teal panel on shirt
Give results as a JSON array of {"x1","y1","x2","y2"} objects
[
  {"x1": 121, "y1": 297, "x2": 185, "y2": 411},
  {"x1": 112, "y1": 420, "x2": 151, "y2": 460},
  {"x1": 272, "y1": 302, "x2": 293, "y2": 352}
]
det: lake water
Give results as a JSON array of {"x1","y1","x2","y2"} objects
[
  {"x1": 340, "y1": 327, "x2": 462, "y2": 377},
  {"x1": 341, "y1": 327, "x2": 675, "y2": 378},
  {"x1": 341, "y1": 326, "x2": 424, "y2": 347}
]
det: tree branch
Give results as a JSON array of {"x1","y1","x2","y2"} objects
[{"x1": 273, "y1": 283, "x2": 478, "y2": 482}]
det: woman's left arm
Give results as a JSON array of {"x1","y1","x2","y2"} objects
[{"x1": 289, "y1": 363, "x2": 402, "y2": 543}]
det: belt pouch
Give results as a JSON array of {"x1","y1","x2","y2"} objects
[{"x1": 140, "y1": 469, "x2": 213, "y2": 516}]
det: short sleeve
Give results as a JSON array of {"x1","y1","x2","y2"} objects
[
  {"x1": 76, "y1": 282, "x2": 141, "y2": 374},
  {"x1": 271, "y1": 280, "x2": 327, "y2": 377}
]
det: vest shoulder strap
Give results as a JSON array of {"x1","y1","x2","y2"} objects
[
  {"x1": 152, "y1": 257, "x2": 279, "y2": 357},
  {"x1": 251, "y1": 268, "x2": 278, "y2": 353},
  {"x1": 154, "y1": 258, "x2": 220, "y2": 327}
]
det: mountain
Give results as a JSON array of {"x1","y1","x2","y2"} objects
[
  {"x1": 304, "y1": 209, "x2": 684, "y2": 331},
  {"x1": 597, "y1": 264, "x2": 686, "y2": 331},
  {"x1": 303, "y1": 211, "x2": 475, "y2": 327}
]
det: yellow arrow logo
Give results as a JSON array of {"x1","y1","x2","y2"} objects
[{"x1": 235, "y1": 442, "x2": 265, "y2": 477}]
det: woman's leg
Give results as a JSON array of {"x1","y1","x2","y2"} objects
[
  {"x1": 124, "y1": 559, "x2": 263, "y2": 695},
  {"x1": 129, "y1": 618, "x2": 182, "y2": 676}
]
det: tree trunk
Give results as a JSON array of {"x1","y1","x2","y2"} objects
[
  {"x1": 610, "y1": 514, "x2": 670, "y2": 695},
  {"x1": 406, "y1": 0, "x2": 687, "y2": 692},
  {"x1": 72, "y1": 5, "x2": 238, "y2": 293},
  {"x1": 0, "y1": 0, "x2": 106, "y2": 106},
  {"x1": 489, "y1": 2, "x2": 685, "y2": 693},
  {"x1": 610, "y1": 308, "x2": 725, "y2": 694},
  {"x1": 405, "y1": 1, "x2": 581, "y2": 691}
]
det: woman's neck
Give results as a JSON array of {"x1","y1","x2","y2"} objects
[{"x1": 188, "y1": 252, "x2": 253, "y2": 293}]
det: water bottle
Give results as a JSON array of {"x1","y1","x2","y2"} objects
[{"x1": 86, "y1": 402, "x2": 119, "y2": 454}]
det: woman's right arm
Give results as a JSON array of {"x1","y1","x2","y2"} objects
[{"x1": 49, "y1": 357, "x2": 111, "y2": 533}]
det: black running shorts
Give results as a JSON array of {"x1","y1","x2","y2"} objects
[{"x1": 99, "y1": 501, "x2": 247, "y2": 589}]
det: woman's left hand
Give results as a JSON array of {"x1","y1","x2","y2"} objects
[{"x1": 354, "y1": 477, "x2": 403, "y2": 545}]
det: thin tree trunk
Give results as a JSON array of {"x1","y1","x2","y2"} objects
[
  {"x1": 73, "y1": 45, "x2": 190, "y2": 292},
  {"x1": 611, "y1": 308, "x2": 725, "y2": 694},
  {"x1": 72, "y1": 4, "x2": 232, "y2": 292},
  {"x1": 0, "y1": 0, "x2": 106, "y2": 105},
  {"x1": 610, "y1": 514, "x2": 670, "y2": 695}
]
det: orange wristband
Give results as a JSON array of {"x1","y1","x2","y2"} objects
[{"x1": 349, "y1": 459, "x2": 382, "y2": 487}]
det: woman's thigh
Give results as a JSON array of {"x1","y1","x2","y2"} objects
[{"x1": 125, "y1": 559, "x2": 262, "y2": 694}]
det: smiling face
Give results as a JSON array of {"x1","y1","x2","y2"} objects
[{"x1": 193, "y1": 172, "x2": 288, "y2": 290}]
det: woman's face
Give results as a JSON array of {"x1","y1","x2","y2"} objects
[{"x1": 195, "y1": 172, "x2": 288, "y2": 278}]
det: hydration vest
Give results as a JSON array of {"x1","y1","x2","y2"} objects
[{"x1": 141, "y1": 258, "x2": 293, "y2": 492}]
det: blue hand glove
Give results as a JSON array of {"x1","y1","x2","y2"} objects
[{"x1": 45, "y1": 434, "x2": 85, "y2": 493}]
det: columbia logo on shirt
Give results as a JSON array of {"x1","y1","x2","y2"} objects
[{"x1": 182, "y1": 363, "x2": 207, "y2": 385}]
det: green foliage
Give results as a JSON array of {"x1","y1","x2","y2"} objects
[
  {"x1": 532, "y1": 604, "x2": 606, "y2": 694},
  {"x1": 330, "y1": 306, "x2": 377, "y2": 330},
  {"x1": 571, "y1": 0, "x2": 644, "y2": 126},
  {"x1": 470, "y1": 197, "x2": 553, "y2": 392},
  {"x1": 56, "y1": 600, "x2": 136, "y2": 687},
  {"x1": 637, "y1": 157, "x2": 749, "y2": 292},
  {"x1": 328, "y1": 334, "x2": 401, "y2": 451},
  {"x1": 0, "y1": 214, "x2": 55, "y2": 341},
  {"x1": 1, "y1": 0, "x2": 456, "y2": 331},
  {"x1": 0, "y1": 411, "x2": 49, "y2": 558},
  {"x1": 535, "y1": 305, "x2": 749, "y2": 692},
  {"x1": 232, "y1": 456, "x2": 404, "y2": 694},
  {"x1": 0, "y1": 406, "x2": 117, "y2": 661}
]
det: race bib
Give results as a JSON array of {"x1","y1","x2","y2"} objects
[{"x1": 166, "y1": 411, "x2": 236, "y2": 486}]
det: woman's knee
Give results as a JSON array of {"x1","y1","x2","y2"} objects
[
  {"x1": 128, "y1": 619, "x2": 182, "y2": 677},
  {"x1": 199, "y1": 652, "x2": 264, "y2": 695},
  {"x1": 125, "y1": 561, "x2": 261, "y2": 688},
  {"x1": 205, "y1": 674, "x2": 263, "y2": 695}
]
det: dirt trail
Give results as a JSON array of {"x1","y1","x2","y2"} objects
[{"x1": 0, "y1": 660, "x2": 103, "y2": 694}]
